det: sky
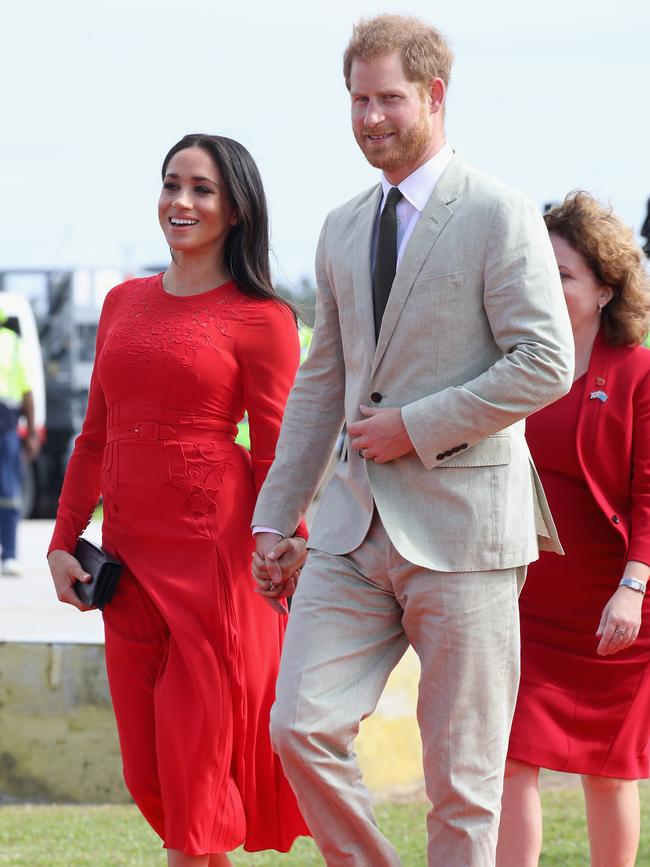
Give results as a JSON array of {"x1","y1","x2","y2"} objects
[{"x1": 2, "y1": 0, "x2": 649, "y2": 288}]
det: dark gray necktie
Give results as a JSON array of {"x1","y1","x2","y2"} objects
[{"x1": 372, "y1": 186, "x2": 403, "y2": 339}]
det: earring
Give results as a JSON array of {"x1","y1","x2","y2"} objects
[{"x1": 597, "y1": 302, "x2": 604, "y2": 313}]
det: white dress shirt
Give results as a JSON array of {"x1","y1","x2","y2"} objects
[
  {"x1": 372, "y1": 141, "x2": 454, "y2": 271},
  {"x1": 254, "y1": 143, "x2": 454, "y2": 539}
]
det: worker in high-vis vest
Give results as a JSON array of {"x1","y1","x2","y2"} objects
[{"x1": 0, "y1": 310, "x2": 39, "y2": 575}]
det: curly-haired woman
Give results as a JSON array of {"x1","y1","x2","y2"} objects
[{"x1": 497, "y1": 192, "x2": 650, "y2": 867}]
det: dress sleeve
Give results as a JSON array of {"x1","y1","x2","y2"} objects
[
  {"x1": 48, "y1": 290, "x2": 116, "y2": 554},
  {"x1": 236, "y1": 300, "x2": 307, "y2": 539},
  {"x1": 628, "y1": 366, "x2": 650, "y2": 566}
]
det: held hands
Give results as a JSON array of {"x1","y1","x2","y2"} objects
[
  {"x1": 348, "y1": 406, "x2": 414, "y2": 464},
  {"x1": 47, "y1": 549, "x2": 95, "y2": 612},
  {"x1": 252, "y1": 532, "x2": 307, "y2": 615},
  {"x1": 596, "y1": 586, "x2": 643, "y2": 656}
]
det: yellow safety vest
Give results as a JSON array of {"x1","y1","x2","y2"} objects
[{"x1": 0, "y1": 328, "x2": 31, "y2": 407}]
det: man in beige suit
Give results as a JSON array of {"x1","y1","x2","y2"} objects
[{"x1": 252, "y1": 14, "x2": 574, "y2": 866}]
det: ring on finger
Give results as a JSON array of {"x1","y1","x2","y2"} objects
[{"x1": 614, "y1": 628, "x2": 626, "y2": 637}]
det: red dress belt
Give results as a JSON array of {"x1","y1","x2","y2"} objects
[{"x1": 106, "y1": 419, "x2": 236, "y2": 444}]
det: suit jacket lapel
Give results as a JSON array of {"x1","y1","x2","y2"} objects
[
  {"x1": 371, "y1": 153, "x2": 465, "y2": 377},
  {"x1": 352, "y1": 185, "x2": 383, "y2": 359},
  {"x1": 576, "y1": 328, "x2": 612, "y2": 474}
]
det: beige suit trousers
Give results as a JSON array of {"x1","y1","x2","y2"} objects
[{"x1": 271, "y1": 511, "x2": 524, "y2": 866}]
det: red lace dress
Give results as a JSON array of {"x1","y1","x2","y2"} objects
[{"x1": 49, "y1": 275, "x2": 309, "y2": 855}]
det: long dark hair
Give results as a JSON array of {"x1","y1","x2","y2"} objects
[{"x1": 161, "y1": 134, "x2": 296, "y2": 315}]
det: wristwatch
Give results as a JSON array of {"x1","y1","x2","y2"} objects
[{"x1": 619, "y1": 577, "x2": 647, "y2": 595}]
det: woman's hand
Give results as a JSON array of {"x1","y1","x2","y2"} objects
[
  {"x1": 596, "y1": 586, "x2": 643, "y2": 656},
  {"x1": 252, "y1": 535, "x2": 307, "y2": 602},
  {"x1": 47, "y1": 549, "x2": 95, "y2": 612}
]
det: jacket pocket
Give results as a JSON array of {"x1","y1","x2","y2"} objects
[
  {"x1": 413, "y1": 271, "x2": 464, "y2": 293},
  {"x1": 434, "y1": 435, "x2": 511, "y2": 468}
]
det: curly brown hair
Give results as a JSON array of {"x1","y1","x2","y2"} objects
[
  {"x1": 544, "y1": 191, "x2": 650, "y2": 346},
  {"x1": 343, "y1": 14, "x2": 454, "y2": 92}
]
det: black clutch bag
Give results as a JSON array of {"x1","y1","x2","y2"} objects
[{"x1": 73, "y1": 537, "x2": 123, "y2": 610}]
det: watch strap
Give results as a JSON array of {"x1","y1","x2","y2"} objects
[{"x1": 619, "y1": 577, "x2": 647, "y2": 595}]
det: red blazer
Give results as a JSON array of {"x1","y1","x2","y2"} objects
[{"x1": 576, "y1": 329, "x2": 650, "y2": 565}]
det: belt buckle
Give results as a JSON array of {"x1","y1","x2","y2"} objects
[{"x1": 134, "y1": 422, "x2": 159, "y2": 441}]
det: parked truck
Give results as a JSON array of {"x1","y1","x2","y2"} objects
[{"x1": 0, "y1": 268, "x2": 124, "y2": 516}]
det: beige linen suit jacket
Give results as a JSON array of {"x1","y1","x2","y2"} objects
[{"x1": 253, "y1": 153, "x2": 575, "y2": 572}]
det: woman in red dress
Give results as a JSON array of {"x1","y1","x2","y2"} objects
[
  {"x1": 47, "y1": 134, "x2": 310, "y2": 866},
  {"x1": 496, "y1": 192, "x2": 650, "y2": 867}
]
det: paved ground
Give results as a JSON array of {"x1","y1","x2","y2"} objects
[
  {"x1": 0, "y1": 504, "x2": 321, "y2": 645},
  {"x1": 0, "y1": 519, "x2": 104, "y2": 643},
  {"x1": 0, "y1": 467, "x2": 334, "y2": 646},
  {"x1": 1, "y1": 518, "x2": 590, "y2": 794}
]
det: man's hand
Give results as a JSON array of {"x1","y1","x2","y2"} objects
[
  {"x1": 348, "y1": 405, "x2": 414, "y2": 464},
  {"x1": 253, "y1": 536, "x2": 307, "y2": 591},
  {"x1": 23, "y1": 432, "x2": 40, "y2": 461},
  {"x1": 253, "y1": 533, "x2": 307, "y2": 613}
]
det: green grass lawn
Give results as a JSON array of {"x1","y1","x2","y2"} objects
[{"x1": 2, "y1": 785, "x2": 650, "y2": 866}]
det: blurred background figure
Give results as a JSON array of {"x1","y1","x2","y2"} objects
[
  {"x1": 0, "y1": 308, "x2": 39, "y2": 575},
  {"x1": 497, "y1": 191, "x2": 650, "y2": 867}
]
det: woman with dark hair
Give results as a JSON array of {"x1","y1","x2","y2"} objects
[
  {"x1": 47, "y1": 134, "x2": 309, "y2": 865},
  {"x1": 497, "y1": 192, "x2": 650, "y2": 867}
]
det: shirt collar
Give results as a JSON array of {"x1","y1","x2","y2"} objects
[{"x1": 380, "y1": 142, "x2": 454, "y2": 212}]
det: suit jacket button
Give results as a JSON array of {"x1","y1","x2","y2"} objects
[
  {"x1": 612, "y1": 515, "x2": 620, "y2": 524},
  {"x1": 459, "y1": 443, "x2": 468, "y2": 449},
  {"x1": 444, "y1": 450, "x2": 453, "y2": 458},
  {"x1": 451, "y1": 445, "x2": 461, "y2": 453},
  {"x1": 436, "y1": 453, "x2": 445, "y2": 461},
  {"x1": 370, "y1": 392, "x2": 382, "y2": 403}
]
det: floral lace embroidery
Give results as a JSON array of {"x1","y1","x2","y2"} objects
[
  {"x1": 102, "y1": 404, "x2": 120, "y2": 518},
  {"x1": 99, "y1": 279, "x2": 249, "y2": 519},
  {"x1": 102, "y1": 282, "x2": 246, "y2": 382},
  {"x1": 168, "y1": 443, "x2": 232, "y2": 518}
]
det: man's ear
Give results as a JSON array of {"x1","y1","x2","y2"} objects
[{"x1": 428, "y1": 78, "x2": 446, "y2": 115}]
